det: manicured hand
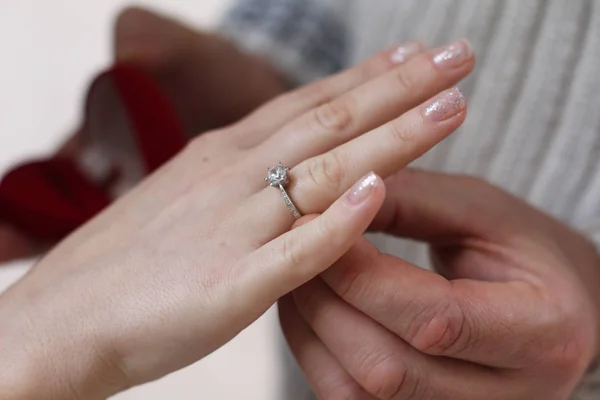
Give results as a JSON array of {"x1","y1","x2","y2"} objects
[{"x1": 0, "y1": 40, "x2": 474, "y2": 399}]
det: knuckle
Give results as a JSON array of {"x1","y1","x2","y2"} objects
[
  {"x1": 360, "y1": 352, "x2": 414, "y2": 400},
  {"x1": 393, "y1": 67, "x2": 417, "y2": 92},
  {"x1": 542, "y1": 312, "x2": 596, "y2": 380},
  {"x1": 280, "y1": 233, "x2": 305, "y2": 270},
  {"x1": 406, "y1": 296, "x2": 468, "y2": 356},
  {"x1": 305, "y1": 152, "x2": 346, "y2": 193},
  {"x1": 330, "y1": 246, "x2": 381, "y2": 303},
  {"x1": 549, "y1": 339, "x2": 592, "y2": 381},
  {"x1": 332, "y1": 267, "x2": 365, "y2": 302},
  {"x1": 387, "y1": 119, "x2": 417, "y2": 149},
  {"x1": 312, "y1": 98, "x2": 354, "y2": 133}
]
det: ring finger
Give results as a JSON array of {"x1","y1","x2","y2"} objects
[{"x1": 242, "y1": 84, "x2": 467, "y2": 242}]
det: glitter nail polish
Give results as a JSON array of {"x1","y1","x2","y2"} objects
[
  {"x1": 423, "y1": 88, "x2": 466, "y2": 122},
  {"x1": 347, "y1": 172, "x2": 378, "y2": 205},
  {"x1": 432, "y1": 40, "x2": 473, "y2": 69}
]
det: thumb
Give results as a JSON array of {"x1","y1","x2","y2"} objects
[{"x1": 372, "y1": 169, "x2": 543, "y2": 243}]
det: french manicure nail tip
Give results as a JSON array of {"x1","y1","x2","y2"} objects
[
  {"x1": 424, "y1": 88, "x2": 466, "y2": 122},
  {"x1": 347, "y1": 172, "x2": 377, "y2": 205}
]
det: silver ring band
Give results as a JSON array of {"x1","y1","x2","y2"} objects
[
  {"x1": 265, "y1": 162, "x2": 302, "y2": 219},
  {"x1": 278, "y1": 184, "x2": 301, "y2": 218}
]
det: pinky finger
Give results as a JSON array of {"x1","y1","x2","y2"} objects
[
  {"x1": 236, "y1": 172, "x2": 385, "y2": 313},
  {"x1": 278, "y1": 295, "x2": 377, "y2": 400}
]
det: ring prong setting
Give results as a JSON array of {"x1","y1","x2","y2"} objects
[
  {"x1": 265, "y1": 162, "x2": 301, "y2": 218},
  {"x1": 266, "y1": 162, "x2": 290, "y2": 187}
]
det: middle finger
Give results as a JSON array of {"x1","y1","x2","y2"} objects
[{"x1": 256, "y1": 39, "x2": 473, "y2": 173}]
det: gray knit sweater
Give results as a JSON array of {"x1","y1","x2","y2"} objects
[{"x1": 221, "y1": 0, "x2": 600, "y2": 398}]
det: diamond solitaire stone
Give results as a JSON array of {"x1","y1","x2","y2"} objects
[
  {"x1": 266, "y1": 163, "x2": 289, "y2": 187},
  {"x1": 265, "y1": 162, "x2": 301, "y2": 218}
]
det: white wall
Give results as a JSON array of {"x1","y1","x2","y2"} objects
[{"x1": 0, "y1": 1, "x2": 282, "y2": 399}]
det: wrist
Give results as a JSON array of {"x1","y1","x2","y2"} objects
[
  {"x1": 0, "y1": 314, "x2": 51, "y2": 399},
  {"x1": 0, "y1": 300, "x2": 125, "y2": 400},
  {"x1": 0, "y1": 354, "x2": 38, "y2": 400}
]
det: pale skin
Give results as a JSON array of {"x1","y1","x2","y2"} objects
[
  {"x1": 282, "y1": 169, "x2": 600, "y2": 400},
  {"x1": 0, "y1": 36, "x2": 474, "y2": 399}
]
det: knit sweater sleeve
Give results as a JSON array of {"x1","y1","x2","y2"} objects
[{"x1": 218, "y1": 0, "x2": 350, "y2": 85}]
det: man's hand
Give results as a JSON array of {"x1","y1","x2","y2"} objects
[{"x1": 281, "y1": 169, "x2": 600, "y2": 400}]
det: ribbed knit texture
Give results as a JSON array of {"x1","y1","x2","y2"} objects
[{"x1": 222, "y1": 1, "x2": 600, "y2": 398}]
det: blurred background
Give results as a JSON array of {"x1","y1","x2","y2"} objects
[{"x1": 0, "y1": 1, "x2": 283, "y2": 399}]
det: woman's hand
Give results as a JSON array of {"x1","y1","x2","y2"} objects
[
  {"x1": 282, "y1": 169, "x2": 600, "y2": 400},
  {"x1": 0, "y1": 40, "x2": 474, "y2": 399}
]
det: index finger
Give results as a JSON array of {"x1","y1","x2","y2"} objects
[{"x1": 319, "y1": 238, "x2": 562, "y2": 369}]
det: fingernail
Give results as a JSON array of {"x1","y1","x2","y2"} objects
[
  {"x1": 390, "y1": 41, "x2": 425, "y2": 64},
  {"x1": 432, "y1": 39, "x2": 472, "y2": 69},
  {"x1": 346, "y1": 172, "x2": 377, "y2": 205},
  {"x1": 423, "y1": 87, "x2": 466, "y2": 122}
]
